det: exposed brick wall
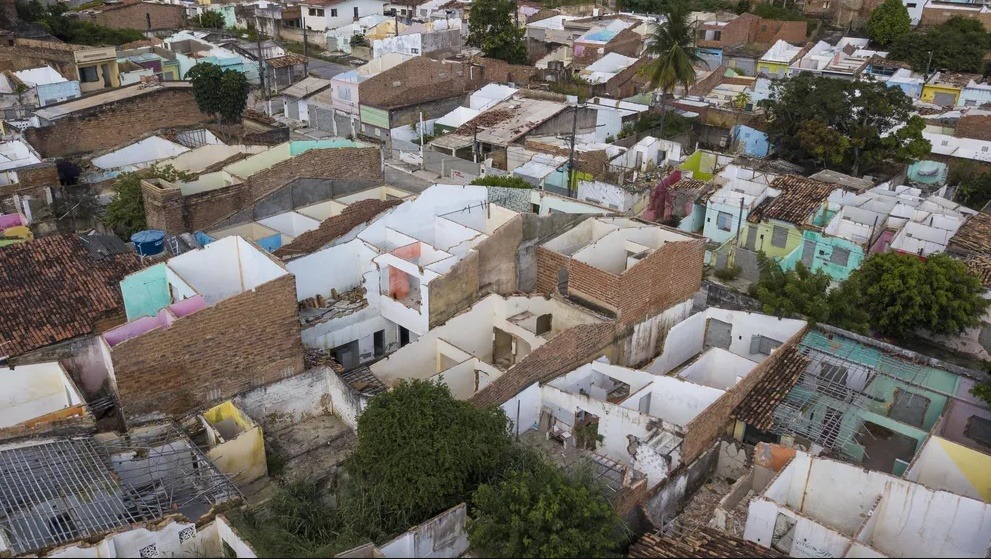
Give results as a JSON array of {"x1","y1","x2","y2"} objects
[
  {"x1": 112, "y1": 274, "x2": 305, "y2": 419},
  {"x1": 142, "y1": 146, "x2": 383, "y2": 233},
  {"x1": 680, "y1": 328, "x2": 806, "y2": 464},
  {"x1": 535, "y1": 246, "x2": 568, "y2": 295},
  {"x1": 598, "y1": 56, "x2": 647, "y2": 100},
  {"x1": 0, "y1": 39, "x2": 76, "y2": 76},
  {"x1": 24, "y1": 86, "x2": 209, "y2": 158},
  {"x1": 476, "y1": 214, "x2": 523, "y2": 295},
  {"x1": 427, "y1": 251, "x2": 480, "y2": 329},
  {"x1": 360, "y1": 58, "x2": 483, "y2": 110},
  {"x1": 569, "y1": 260, "x2": 619, "y2": 311},
  {"x1": 471, "y1": 322, "x2": 619, "y2": 408},
  {"x1": 0, "y1": 163, "x2": 58, "y2": 196},
  {"x1": 82, "y1": 2, "x2": 186, "y2": 31},
  {"x1": 955, "y1": 114, "x2": 991, "y2": 141},
  {"x1": 921, "y1": 6, "x2": 991, "y2": 30},
  {"x1": 617, "y1": 237, "x2": 704, "y2": 325},
  {"x1": 141, "y1": 180, "x2": 185, "y2": 233},
  {"x1": 477, "y1": 57, "x2": 539, "y2": 87}
]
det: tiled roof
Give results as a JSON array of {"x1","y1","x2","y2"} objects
[
  {"x1": 732, "y1": 345, "x2": 810, "y2": 431},
  {"x1": 628, "y1": 528, "x2": 784, "y2": 558},
  {"x1": 273, "y1": 198, "x2": 400, "y2": 259},
  {"x1": 0, "y1": 235, "x2": 141, "y2": 358},
  {"x1": 748, "y1": 175, "x2": 836, "y2": 224},
  {"x1": 670, "y1": 178, "x2": 709, "y2": 192},
  {"x1": 268, "y1": 53, "x2": 309, "y2": 69},
  {"x1": 947, "y1": 212, "x2": 991, "y2": 257},
  {"x1": 964, "y1": 256, "x2": 991, "y2": 288}
]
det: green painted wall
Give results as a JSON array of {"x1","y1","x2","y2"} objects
[
  {"x1": 120, "y1": 263, "x2": 171, "y2": 321},
  {"x1": 359, "y1": 105, "x2": 390, "y2": 129}
]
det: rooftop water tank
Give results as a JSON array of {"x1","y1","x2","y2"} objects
[{"x1": 131, "y1": 229, "x2": 166, "y2": 256}]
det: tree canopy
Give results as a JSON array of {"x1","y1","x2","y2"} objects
[
  {"x1": 888, "y1": 17, "x2": 991, "y2": 73},
  {"x1": 759, "y1": 73, "x2": 930, "y2": 175},
  {"x1": 466, "y1": 0, "x2": 527, "y2": 64},
  {"x1": 854, "y1": 252, "x2": 990, "y2": 339},
  {"x1": 643, "y1": 1, "x2": 703, "y2": 95},
  {"x1": 346, "y1": 380, "x2": 516, "y2": 533},
  {"x1": 471, "y1": 175, "x2": 534, "y2": 189},
  {"x1": 750, "y1": 252, "x2": 991, "y2": 340},
  {"x1": 103, "y1": 165, "x2": 189, "y2": 239},
  {"x1": 187, "y1": 63, "x2": 250, "y2": 124},
  {"x1": 468, "y1": 462, "x2": 622, "y2": 558},
  {"x1": 192, "y1": 10, "x2": 226, "y2": 29},
  {"x1": 16, "y1": 0, "x2": 144, "y2": 45},
  {"x1": 749, "y1": 256, "x2": 870, "y2": 333},
  {"x1": 865, "y1": 0, "x2": 911, "y2": 46}
]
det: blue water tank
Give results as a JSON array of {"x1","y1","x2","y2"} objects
[{"x1": 131, "y1": 230, "x2": 166, "y2": 256}]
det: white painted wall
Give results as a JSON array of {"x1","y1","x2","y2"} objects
[
  {"x1": 379, "y1": 503, "x2": 469, "y2": 559},
  {"x1": 643, "y1": 376, "x2": 725, "y2": 426},
  {"x1": 0, "y1": 363, "x2": 84, "y2": 428},
  {"x1": 500, "y1": 382, "x2": 541, "y2": 436},
  {"x1": 904, "y1": 436, "x2": 983, "y2": 501},
  {"x1": 677, "y1": 347, "x2": 756, "y2": 390},
  {"x1": 287, "y1": 239, "x2": 370, "y2": 300}
]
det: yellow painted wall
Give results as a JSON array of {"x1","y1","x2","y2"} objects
[
  {"x1": 936, "y1": 436, "x2": 991, "y2": 502},
  {"x1": 203, "y1": 401, "x2": 267, "y2": 485},
  {"x1": 921, "y1": 84, "x2": 961, "y2": 105},
  {"x1": 756, "y1": 61, "x2": 789, "y2": 77}
]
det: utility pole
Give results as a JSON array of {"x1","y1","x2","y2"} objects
[
  {"x1": 473, "y1": 121, "x2": 479, "y2": 164},
  {"x1": 256, "y1": 30, "x2": 267, "y2": 102},
  {"x1": 303, "y1": 27, "x2": 310, "y2": 76},
  {"x1": 567, "y1": 104, "x2": 579, "y2": 198},
  {"x1": 924, "y1": 50, "x2": 933, "y2": 80}
]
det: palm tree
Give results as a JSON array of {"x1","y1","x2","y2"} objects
[{"x1": 642, "y1": 1, "x2": 703, "y2": 140}]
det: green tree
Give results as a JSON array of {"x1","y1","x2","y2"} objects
[
  {"x1": 865, "y1": 0, "x2": 911, "y2": 46},
  {"x1": 749, "y1": 256, "x2": 870, "y2": 332},
  {"x1": 103, "y1": 165, "x2": 189, "y2": 239},
  {"x1": 346, "y1": 380, "x2": 516, "y2": 533},
  {"x1": 889, "y1": 17, "x2": 991, "y2": 73},
  {"x1": 642, "y1": 0, "x2": 703, "y2": 140},
  {"x1": 468, "y1": 462, "x2": 622, "y2": 558},
  {"x1": 471, "y1": 175, "x2": 534, "y2": 188},
  {"x1": 853, "y1": 252, "x2": 991, "y2": 339},
  {"x1": 187, "y1": 63, "x2": 248, "y2": 124},
  {"x1": 466, "y1": 0, "x2": 527, "y2": 64},
  {"x1": 218, "y1": 69, "x2": 250, "y2": 123},
  {"x1": 956, "y1": 172, "x2": 991, "y2": 211},
  {"x1": 193, "y1": 10, "x2": 226, "y2": 29},
  {"x1": 760, "y1": 73, "x2": 930, "y2": 175}
]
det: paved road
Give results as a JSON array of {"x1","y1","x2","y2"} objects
[
  {"x1": 385, "y1": 164, "x2": 434, "y2": 193},
  {"x1": 304, "y1": 56, "x2": 352, "y2": 79}
]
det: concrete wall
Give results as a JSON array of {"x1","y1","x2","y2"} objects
[
  {"x1": 379, "y1": 503, "x2": 469, "y2": 559},
  {"x1": 643, "y1": 441, "x2": 719, "y2": 526}
]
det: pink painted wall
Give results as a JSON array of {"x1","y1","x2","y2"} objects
[
  {"x1": 0, "y1": 213, "x2": 22, "y2": 231},
  {"x1": 169, "y1": 295, "x2": 206, "y2": 318}
]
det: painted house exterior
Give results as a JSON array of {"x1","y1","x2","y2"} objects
[
  {"x1": 731, "y1": 124, "x2": 769, "y2": 158},
  {"x1": 300, "y1": 0, "x2": 383, "y2": 31}
]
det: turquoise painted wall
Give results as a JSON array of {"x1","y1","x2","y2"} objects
[
  {"x1": 794, "y1": 329, "x2": 962, "y2": 471},
  {"x1": 779, "y1": 230, "x2": 865, "y2": 282},
  {"x1": 678, "y1": 202, "x2": 706, "y2": 233},
  {"x1": 121, "y1": 263, "x2": 171, "y2": 321}
]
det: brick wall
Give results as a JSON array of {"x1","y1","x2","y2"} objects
[
  {"x1": 477, "y1": 57, "x2": 539, "y2": 87},
  {"x1": 0, "y1": 39, "x2": 76, "y2": 76},
  {"x1": 360, "y1": 58, "x2": 483, "y2": 110},
  {"x1": 427, "y1": 251, "x2": 480, "y2": 329},
  {"x1": 143, "y1": 146, "x2": 383, "y2": 233},
  {"x1": 83, "y1": 3, "x2": 186, "y2": 31},
  {"x1": 471, "y1": 322, "x2": 619, "y2": 408},
  {"x1": 598, "y1": 56, "x2": 647, "y2": 99},
  {"x1": 617, "y1": 237, "x2": 704, "y2": 325},
  {"x1": 535, "y1": 246, "x2": 569, "y2": 294},
  {"x1": 921, "y1": 6, "x2": 991, "y2": 29},
  {"x1": 536, "y1": 231, "x2": 704, "y2": 325},
  {"x1": 24, "y1": 86, "x2": 209, "y2": 158},
  {"x1": 0, "y1": 162, "x2": 59, "y2": 196},
  {"x1": 111, "y1": 274, "x2": 305, "y2": 419},
  {"x1": 569, "y1": 260, "x2": 620, "y2": 311},
  {"x1": 141, "y1": 180, "x2": 185, "y2": 233},
  {"x1": 955, "y1": 114, "x2": 991, "y2": 141},
  {"x1": 680, "y1": 327, "x2": 806, "y2": 464}
]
